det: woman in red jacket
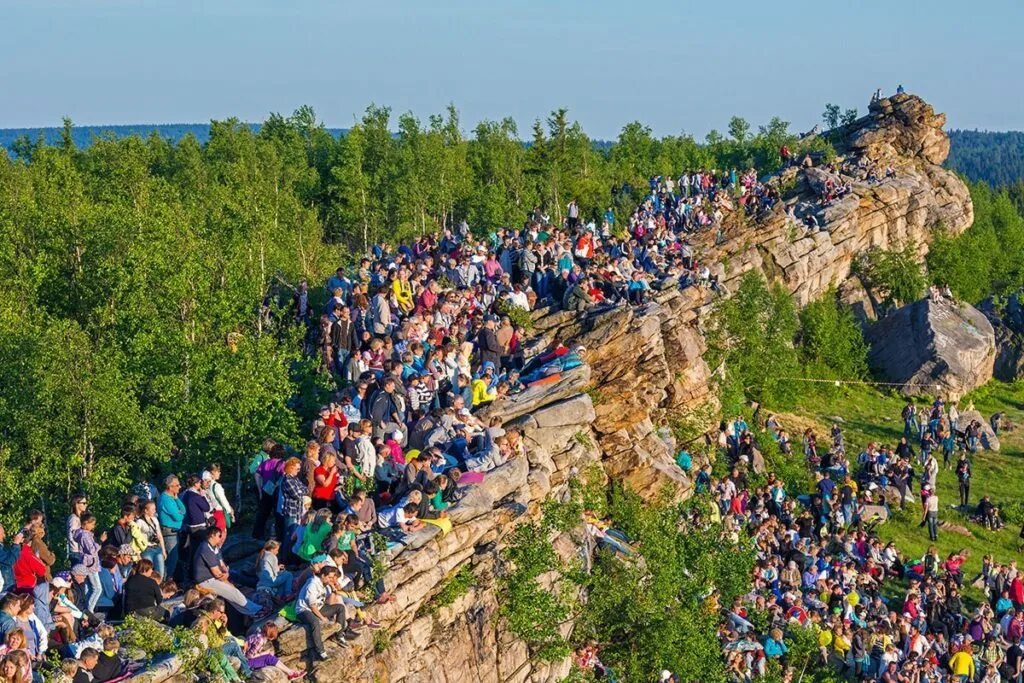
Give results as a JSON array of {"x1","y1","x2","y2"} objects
[{"x1": 11, "y1": 543, "x2": 47, "y2": 593}]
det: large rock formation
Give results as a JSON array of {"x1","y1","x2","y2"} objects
[
  {"x1": 702, "y1": 94, "x2": 973, "y2": 306},
  {"x1": 867, "y1": 297, "x2": 995, "y2": 398},
  {"x1": 128, "y1": 94, "x2": 976, "y2": 683},
  {"x1": 525, "y1": 283, "x2": 715, "y2": 501}
]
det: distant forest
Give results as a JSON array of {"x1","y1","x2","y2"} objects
[
  {"x1": 947, "y1": 129, "x2": 1024, "y2": 186},
  {"x1": 0, "y1": 122, "x2": 345, "y2": 150},
  {"x1": 3, "y1": 122, "x2": 1023, "y2": 188}
]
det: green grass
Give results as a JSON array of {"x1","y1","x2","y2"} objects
[{"x1": 785, "y1": 380, "x2": 1024, "y2": 604}]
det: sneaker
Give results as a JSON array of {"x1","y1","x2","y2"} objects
[
  {"x1": 349, "y1": 620, "x2": 367, "y2": 630},
  {"x1": 366, "y1": 619, "x2": 383, "y2": 630},
  {"x1": 343, "y1": 629, "x2": 361, "y2": 640},
  {"x1": 316, "y1": 651, "x2": 329, "y2": 660}
]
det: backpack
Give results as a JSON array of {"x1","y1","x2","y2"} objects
[{"x1": 256, "y1": 458, "x2": 283, "y2": 493}]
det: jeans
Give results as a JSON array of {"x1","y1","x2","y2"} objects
[
  {"x1": 84, "y1": 571, "x2": 103, "y2": 613},
  {"x1": 33, "y1": 582, "x2": 55, "y2": 630},
  {"x1": 298, "y1": 603, "x2": 345, "y2": 655},
  {"x1": 276, "y1": 514, "x2": 301, "y2": 564},
  {"x1": 199, "y1": 578, "x2": 263, "y2": 616},
  {"x1": 926, "y1": 511, "x2": 938, "y2": 541},
  {"x1": 163, "y1": 530, "x2": 180, "y2": 583},
  {"x1": 222, "y1": 638, "x2": 253, "y2": 677},
  {"x1": 142, "y1": 546, "x2": 166, "y2": 580},
  {"x1": 182, "y1": 527, "x2": 208, "y2": 585},
  {"x1": 959, "y1": 480, "x2": 970, "y2": 507},
  {"x1": 335, "y1": 349, "x2": 351, "y2": 378}
]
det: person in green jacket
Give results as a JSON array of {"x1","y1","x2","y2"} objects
[{"x1": 295, "y1": 508, "x2": 333, "y2": 562}]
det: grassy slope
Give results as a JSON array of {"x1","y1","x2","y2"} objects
[{"x1": 782, "y1": 380, "x2": 1024, "y2": 602}]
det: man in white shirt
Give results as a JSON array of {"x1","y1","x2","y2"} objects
[{"x1": 296, "y1": 566, "x2": 346, "y2": 659}]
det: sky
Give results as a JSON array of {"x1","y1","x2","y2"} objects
[{"x1": 2, "y1": 0, "x2": 1023, "y2": 139}]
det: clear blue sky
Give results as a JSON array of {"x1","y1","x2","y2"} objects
[{"x1": 3, "y1": 0, "x2": 1022, "y2": 138}]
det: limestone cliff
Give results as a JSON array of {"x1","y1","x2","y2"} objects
[{"x1": 129, "y1": 95, "x2": 974, "y2": 683}]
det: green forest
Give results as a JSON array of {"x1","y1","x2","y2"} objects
[{"x1": 947, "y1": 129, "x2": 1024, "y2": 186}]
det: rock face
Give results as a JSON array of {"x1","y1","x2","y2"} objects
[
  {"x1": 957, "y1": 409, "x2": 1001, "y2": 452},
  {"x1": 846, "y1": 93, "x2": 952, "y2": 165},
  {"x1": 867, "y1": 297, "x2": 995, "y2": 398},
  {"x1": 701, "y1": 94, "x2": 972, "y2": 306},
  {"x1": 526, "y1": 283, "x2": 715, "y2": 501}
]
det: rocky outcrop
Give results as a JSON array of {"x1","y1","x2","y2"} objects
[
  {"x1": 130, "y1": 95, "x2": 978, "y2": 683},
  {"x1": 867, "y1": 297, "x2": 995, "y2": 398},
  {"x1": 254, "y1": 373, "x2": 599, "y2": 683},
  {"x1": 701, "y1": 94, "x2": 972, "y2": 306},
  {"x1": 526, "y1": 283, "x2": 714, "y2": 501},
  {"x1": 979, "y1": 291, "x2": 1024, "y2": 381},
  {"x1": 958, "y1": 409, "x2": 1001, "y2": 452},
  {"x1": 328, "y1": 94, "x2": 975, "y2": 681}
]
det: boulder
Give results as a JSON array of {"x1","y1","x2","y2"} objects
[
  {"x1": 804, "y1": 167, "x2": 843, "y2": 198},
  {"x1": 867, "y1": 297, "x2": 995, "y2": 399},
  {"x1": 957, "y1": 409, "x2": 1001, "y2": 452},
  {"x1": 837, "y1": 275, "x2": 877, "y2": 327}
]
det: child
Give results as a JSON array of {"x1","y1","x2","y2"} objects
[
  {"x1": 244, "y1": 622, "x2": 305, "y2": 680},
  {"x1": 91, "y1": 637, "x2": 124, "y2": 683},
  {"x1": 255, "y1": 540, "x2": 294, "y2": 602},
  {"x1": 59, "y1": 658, "x2": 79, "y2": 683}
]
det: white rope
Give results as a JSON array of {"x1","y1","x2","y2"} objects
[{"x1": 774, "y1": 376, "x2": 944, "y2": 389}]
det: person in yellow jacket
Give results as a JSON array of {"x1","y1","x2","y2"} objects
[
  {"x1": 392, "y1": 269, "x2": 414, "y2": 313},
  {"x1": 948, "y1": 647, "x2": 975, "y2": 681},
  {"x1": 472, "y1": 374, "x2": 497, "y2": 407}
]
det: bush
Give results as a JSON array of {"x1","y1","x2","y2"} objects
[
  {"x1": 798, "y1": 289, "x2": 868, "y2": 379},
  {"x1": 119, "y1": 615, "x2": 176, "y2": 662},
  {"x1": 496, "y1": 523, "x2": 573, "y2": 661},
  {"x1": 573, "y1": 485, "x2": 757, "y2": 683},
  {"x1": 706, "y1": 271, "x2": 800, "y2": 410},
  {"x1": 422, "y1": 564, "x2": 475, "y2": 614},
  {"x1": 855, "y1": 242, "x2": 926, "y2": 309},
  {"x1": 496, "y1": 297, "x2": 534, "y2": 332}
]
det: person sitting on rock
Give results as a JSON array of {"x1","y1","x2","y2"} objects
[{"x1": 375, "y1": 503, "x2": 424, "y2": 534}]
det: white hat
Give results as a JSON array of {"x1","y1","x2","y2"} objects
[{"x1": 660, "y1": 672, "x2": 673, "y2": 682}]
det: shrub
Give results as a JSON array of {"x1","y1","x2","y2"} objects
[
  {"x1": 798, "y1": 289, "x2": 868, "y2": 379},
  {"x1": 496, "y1": 523, "x2": 572, "y2": 662},
  {"x1": 496, "y1": 297, "x2": 534, "y2": 332},
  {"x1": 422, "y1": 564, "x2": 475, "y2": 614},
  {"x1": 855, "y1": 242, "x2": 926, "y2": 309}
]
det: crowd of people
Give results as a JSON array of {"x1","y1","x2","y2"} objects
[
  {"x1": 629, "y1": 400, "x2": 1023, "y2": 683},
  {"x1": 0, "y1": 177, "x2": 749, "y2": 682},
  {"x1": 2, "y1": 146, "x2": 1011, "y2": 683}
]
